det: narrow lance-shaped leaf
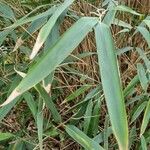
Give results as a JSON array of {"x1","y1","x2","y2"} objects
[
  {"x1": 94, "y1": 22, "x2": 128, "y2": 150},
  {"x1": 123, "y1": 75, "x2": 139, "y2": 97},
  {"x1": 30, "y1": 0, "x2": 75, "y2": 59},
  {"x1": 131, "y1": 101, "x2": 147, "y2": 123},
  {"x1": 136, "y1": 26, "x2": 150, "y2": 48},
  {"x1": 36, "y1": 84, "x2": 62, "y2": 123},
  {"x1": 0, "y1": 2, "x2": 15, "y2": 20},
  {"x1": 65, "y1": 125, "x2": 104, "y2": 150},
  {"x1": 83, "y1": 100, "x2": 93, "y2": 134},
  {"x1": 141, "y1": 135, "x2": 147, "y2": 150},
  {"x1": 37, "y1": 111, "x2": 43, "y2": 150},
  {"x1": 5, "y1": 6, "x2": 55, "y2": 29},
  {"x1": 137, "y1": 63, "x2": 148, "y2": 92},
  {"x1": 13, "y1": 69, "x2": 61, "y2": 123},
  {"x1": 116, "y1": 5, "x2": 141, "y2": 16},
  {"x1": 1, "y1": 17, "x2": 98, "y2": 106},
  {"x1": 0, "y1": 132, "x2": 14, "y2": 141},
  {"x1": 140, "y1": 99, "x2": 150, "y2": 136}
]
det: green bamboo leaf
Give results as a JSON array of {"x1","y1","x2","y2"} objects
[
  {"x1": 2, "y1": 17, "x2": 98, "y2": 106},
  {"x1": 104, "y1": 115, "x2": 109, "y2": 150},
  {"x1": 116, "y1": 5, "x2": 141, "y2": 16},
  {"x1": 83, "y1": 100, "x2": 93, "y2": 134},
  {"x1": 23, "y1": 92, "x2": 38, "y2": 120},
  {"x1": 37, "y1": 111, "x2": 43, "y2": 150},
  {"x1": 131, "y1": 101, "x2": 147, "y2": 123},
  {"x1": 117, "y1": 47, "x2": 133, "y2": 56},
  {"x1": 5, "y1": 6, "x2": 55, "y2": 29},
  {"x1": 12, "y1": 140, "x2": 26, "y2": 150},
  {"x1": 137, "y1": 63, "x2": 148, "y2": 92},
  {"x1": 140, "y1": 99, "x2": 150, "y2": 136},
  {"x1": 137, "y1": 26, "x2": 150, "y2": 48},
  {"x1": 113, "y1": 19, "x2": 132, "y2": 29},
  {"x1": 0, "y1": 77, "x2": 22, "y2": 121},
  {"x1": 136, "y1": 48, "x2": 150, "y2": 70},
  {"x1": 143, "y1": 19, "x2": 150, "y2": 29},
  {"x1": 0, "y1": 132, "x2": 14, "y2": 141},
  {"x1": 65, "y1": 85, "x2": 91, "y2": 103},
  {"x1": 0, "y1": 29, "x2": 13, "y2": 46},
  {"x1": 36, "y1": 84, "x2": 62, "y2": 123},
  {"x1": 103, "y1": 9, "x2": 116, "y2": 26},
  {"x1": 30, "y1": 0, "x2": 75, "y2": 59},
  {"x1": 13, "y1": 17, "x2": 48, "y2": 52},
  {"x1": 90, "y1": 99, "x2": 101, "y2": 136},
  {"x1": 123, "y1": 75, "x2": 139, "y2": 97},
  {"x1": 93, "y1": 127, "x2": 112, "y2": 144},
  {"x1": 66, "y1": 86, "x2": 100, "y2": 114},
  {"x1": 102, "y1": 1, "x2": 117, "y2": 26},
  {"x1": 70, "y1": 103, "x2": 88, "y2": 125},
  {"x1": 141, "y1": 135, "x2": 147, "y2": 150},
  {"x1": 0, "y1": 2, "x2": 15, "y2": 20},
  {"x1": 12, "y1": 69, "x2": 61, "y2": 123},
  {"x1": 65, "y1": 125, "x2": 104, "y2": 150},
  {"x1": 1, "y1": 6, "x2": 55, "y2": 46},
  {"x1": 95, "y1": 22, "x2": 128, "y2": 150},
  {"x1": 128, "y1": 126, "x2": 137, "y2": 149}
]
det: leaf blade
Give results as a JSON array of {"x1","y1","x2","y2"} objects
[{"x1": 95, "y1": 22, "x2": 128, "y2": 149}]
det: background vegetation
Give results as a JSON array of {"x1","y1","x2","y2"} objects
[{"x1": 0, "y1": 0, "x2": 150, "y2": 149}]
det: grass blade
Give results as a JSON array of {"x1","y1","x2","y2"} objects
[{"x1": 95, "y1": 22, "x2": 128, "y2": 150}]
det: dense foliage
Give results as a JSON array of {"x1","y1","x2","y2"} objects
[{"x1": 0, "y1": 0, "x2": 150, "y2": 149}]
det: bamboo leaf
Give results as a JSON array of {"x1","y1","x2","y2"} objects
[
  {"x1": 30, "y1": 0, "x2": 75, "y2": 59},
  {"x1": 65, "y1": 85, "x2": 91, "y2": 103},
  {"x1": 123, "y1": 75, "x2": 139, "y2": 97},
  {"x1": 131, "y1": 101, "x2": 147, "y2": 123},
  {"x1": 116, "y1": 5, "x2": 141, "y2": 16},
  {"x1": 95, "y1": 22, "x2": 128, "y2": 149},
  {"x1": 137, "y1": 26, "x2": 150, "y2": 48},
  {"x1": 23, "y1": 92, "x2": 38, "y2": 120},
  {"x1": 83, "y1": 100, "x2": 93, "y2": 134},
  {"x1": 0, "y1": 132, "x2": 14, "y2": 141},
  {"x1": 141, "y1": 135, "x2": 147, "y2": 150},
  {"x1": 65, "y1": 125, "x2": 104, "y2": 150},
  {"x1": 0, "y1": 2, "x2": 15, "y2": 20},
  {"x1": 2, "y1": 17, "x2": 98, "y2": 106},
  {"x1": 5, "y1": 6, "x2": 55, "y2": 29},
  {"x1": 140, "y1": 99, "x2": 150, "y2": 136},
  {"x1": 36, "y1": 84, "x2": 62, "y2": 123},
  {"x1": 90, "y1": 99, "x2": 101, "y2": 136},
  {"x1": 37, "y1": 111, "x2": 43, "y2": 150},
  {"x1": 137, "y1": 63, "x2": 148, "y2": 92}
]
